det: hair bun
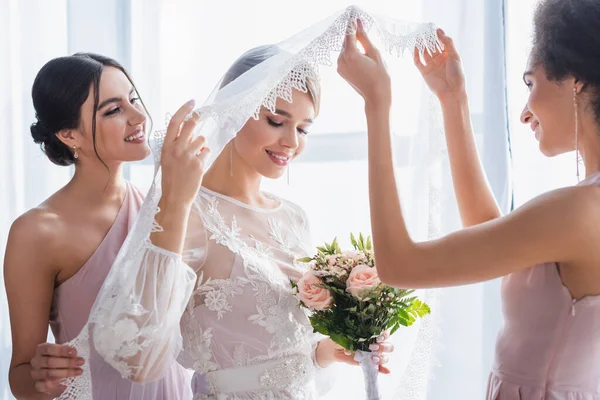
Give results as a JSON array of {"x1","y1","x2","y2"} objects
[
  {"x1": 30, "y1": 120, "x2": 49, "y2": 144},
  {"x1": 30, "y1": 119, "x2": 74, "y2": 166}
]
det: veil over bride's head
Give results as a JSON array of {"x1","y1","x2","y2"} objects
[
  {"x1": 58, "y1": 5, "x2": 447, "y2": 399},
  {"x1": 212, "y1": 44, "x2": 323, "y2": 180},
  {"x1": 218, "y1": 44, "x2": 322, "y2": 116}
]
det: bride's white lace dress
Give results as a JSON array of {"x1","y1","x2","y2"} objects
[
  {"x1": 94, "y1": 186, "x2": 328, "y2": 400},
  {"x1": 179, "y1": 187, "x2": 325, "y2": 399}
]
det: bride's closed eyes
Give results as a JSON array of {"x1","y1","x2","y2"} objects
[{"x1": 265, "y1": 116, "x2": 310, "y2": 135}]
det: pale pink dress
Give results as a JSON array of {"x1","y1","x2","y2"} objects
[
  {"x1": 487, "y1": 173, "x2": 600, "y2": 399},
  {"x1": 49, "y1": 181, "x2": 192, "y2": 399}
]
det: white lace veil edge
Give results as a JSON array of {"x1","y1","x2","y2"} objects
[{"x1": 59, "y1": 5, "x2": 444, "y2": 400}]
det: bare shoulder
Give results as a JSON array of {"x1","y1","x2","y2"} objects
[
  {"x1": 567, "y1": 183, "x2": 600, "y2": 220},
  {"x1": 524, "y1": 184, "x2": 600, "y2": 233},
  {"x1": 491, "y1": 183, "x2": 600, "y2": 265},
  {"x1": 555, "y1": 183, "x2": 600, "y2": 251},
  {"x1": 9, "y1": 206, "x2": 64, "y2": 249},
  {"x1": 5, "y1": 203, "x2": 68, "y2": 278}
]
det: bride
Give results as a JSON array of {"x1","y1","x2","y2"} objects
[
  {"x1": 137, "y1": 44, "x2": 393, "y2": 398},
  {"x1": 58, "y1": 7, "x2": 440, "y2": 400}
]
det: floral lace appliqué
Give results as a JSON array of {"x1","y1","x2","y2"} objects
[{"x1": 197, "y1": 278, "x2": 249, "y2": 319}]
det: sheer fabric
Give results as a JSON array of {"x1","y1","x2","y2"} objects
[{"x1": 57, "y1": 6, "x2": 443, "y2": 399}]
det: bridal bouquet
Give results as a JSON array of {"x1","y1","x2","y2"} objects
[{"x1": 292, "y1": 234, "x2": 430, "y2": 400}]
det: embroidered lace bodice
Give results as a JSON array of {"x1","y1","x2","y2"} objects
[
  {"x1": 178, "y1": 187, "x2": 320, "y2": 398},
  {"x1": 90, "y1": 186, "x2": 325, "y2": 399}
]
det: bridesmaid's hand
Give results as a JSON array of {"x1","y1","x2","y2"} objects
[
  {"x1": 160, "y1": 100, "x2": 211, "y2": 208},
  {"x1": 337, "y1": 19, "x2": 392, "y2": 108},
  {"x1": 316, "y1": 331, "x2": 393, "y2": 374},
  {"x1": 414, "y1": 28, "x2": 466, "y2": 101},
  {"x1": 30, "y1": 343, "x2": 83, "y2": 395}
]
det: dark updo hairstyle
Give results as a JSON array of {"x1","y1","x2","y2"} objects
[
  {"x1": 219, "y1": 45, "x2": 321, "y2": 116},
  {"x1": 531, "y1": 0, "x2": 600, "y2": 125},
  {"x1": 30, "y1": 53, "x2": 149, "y2": 166}
]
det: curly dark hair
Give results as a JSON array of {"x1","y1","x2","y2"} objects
[{"x1": 531, "y1": 0, "x2": 600, "y2": 125}]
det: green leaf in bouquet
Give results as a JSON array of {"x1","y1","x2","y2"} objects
[
  {"x1": 402, "y1": 316, "x2": 417, "y2": 327},
  {"x1": 406, "y1": 299, "x2": 431, "y2": 318},
  {"x1": 290, "y1": 279, "x2": 298, "y2": 290},
  {"x1": 344, "y1": 318, "x2": 356, "y2": 330},
  {"x1": 357, "y1": 284, "x2": 384, "y2": 304},
  {"x1": 366, "y1": 236, "x2": 373, "y2": 251},
  {"x1": 332, "y1": 237, "x2": 342, "y2": 254},
  {"x1": 350, "y1": 233, "x2": 358, "y2": 250},
  {"x1": 316, "y1": 237, "x2": 343, "y2": 256},
  {"x1": 357, "y1": 310, "x2": 373, "y2": 323},
  {"x1": 297, "y1": 257, "x2": 314, "y2": 263},
  {"x1": 359, "y1": 233, "x2": 367, "y2": 251},
  {"x1": 309, "y1": 314, "x2": 331, "y2": 336},
  {"x1": 395, "y1": 308, "x2": 416, "y2": 327},
  {"x1": 365, "y1": 304, "x2": 377, "y2": 315},
  {"x1": 368, "y1": 325, "x2": 381, "y2": 336},
  {"x1": 396, "y1": 308, "x2": 411, "y2": 320},
  {"x1": 396, "y1": 319, "x2": 410, "y2": 328},
  {"x1": 393, "y1": 288, "x2": 415, "y2": 300},
  {"x1": 390, "y1": 323, "x2": 401, "y2": 335},
  {"x1": 404, "y1": 295, "x2": 418, "y2": 304},
  {"x1": 315, "y1": 283, "x2": 346, "y2": 297},
  {"x1": 329, "y1": 332, "x2": 354, "y2": 351}
]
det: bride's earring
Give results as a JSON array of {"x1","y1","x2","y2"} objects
[
  {"x1": 230, "y1": 141, "x2": 233, "y2": 177},
  {"x1": 73, "y1": 145, "x2": 79, "y2": 160},
  {"x1": 574, "y1": 87, "x2": 580, "y2": 181}
]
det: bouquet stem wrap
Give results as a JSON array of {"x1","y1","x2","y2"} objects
[{"x1": 354, "y1": 350, "x2": 381, "y2": 400}]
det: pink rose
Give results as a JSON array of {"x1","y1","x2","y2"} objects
[
  {"x1": 346, "y1": 264, "x2": 381, "y2": 300},
  {"x1": 296, "y1": 270, "x2": 333, "y2": 311}
]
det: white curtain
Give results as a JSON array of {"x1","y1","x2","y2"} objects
[
  {"x1": 1, "y1": 2, "x2": 71, "y2": 400},
  {"x1": 0, "y1": 0, "x2": 537, "y2": 399},
  {"x1": 418, "y1": 0, "x2": 510, "y2": 398}
]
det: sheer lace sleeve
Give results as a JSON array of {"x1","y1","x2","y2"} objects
[{"x1": 90, "y1": 206, "x2": 197, "y2": 382}]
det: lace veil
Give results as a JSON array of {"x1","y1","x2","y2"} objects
[{"x1": 58, "y1": 5, "x2": 446, "y2": 399}]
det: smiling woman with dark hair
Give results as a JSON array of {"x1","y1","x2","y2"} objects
[{"x1": 4, "y1": 53, "x2": 193, "y2": 400}]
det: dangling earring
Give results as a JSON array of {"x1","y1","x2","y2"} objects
[
  {"x1": 73, "y1": 145, "x2": 79, "y2": 159},
  {"x1": 229, "y1": 141, "x2": 233, "y2": 177},
  {"x1": 573, "y1": 87, "x2": 580, "y2": 181}
]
